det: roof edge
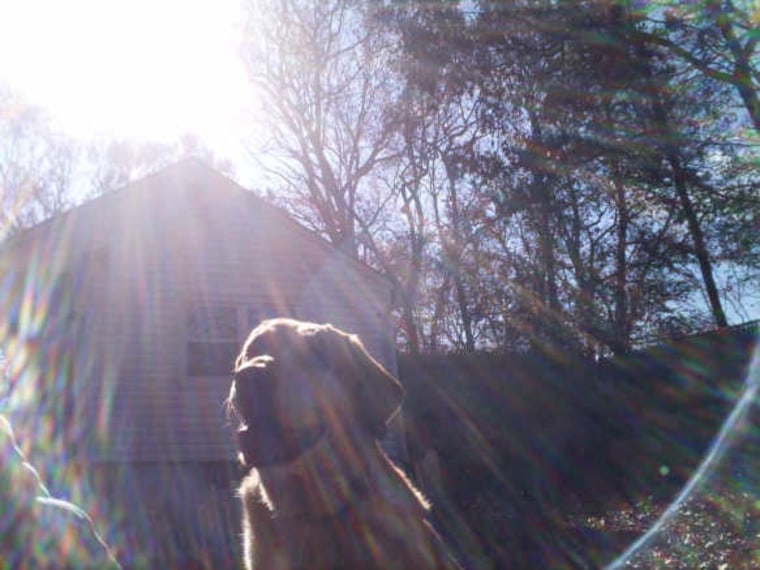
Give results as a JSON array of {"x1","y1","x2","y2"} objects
[{"x1": 0, "y1": 158, "x2": 393, "y2": 292}]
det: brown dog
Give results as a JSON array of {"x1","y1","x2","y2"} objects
[{"x1": 226, "y1": 318, "x2": 461, "y2": 570}]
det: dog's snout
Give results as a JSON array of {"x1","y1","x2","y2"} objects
[
  {"x1": 236, "y1": 411, "x2": 326, "y2": 468},
  {"x1": 232, "y1": 366, "x2": 279, "y2": 421}
]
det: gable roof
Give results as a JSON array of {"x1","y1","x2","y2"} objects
[{"x1": 1, "y1": 158, "x2": 390, "y2": 291}]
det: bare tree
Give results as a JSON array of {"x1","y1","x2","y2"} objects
[
  {"x1": 241, "y1": 0, "x2": 401, "y2": 255},
  {"x1": 86, "y1": 133, "x2": 235, "y2": 197}
]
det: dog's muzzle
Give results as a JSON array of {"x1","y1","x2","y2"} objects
[{"x1": 237, "y1": 421, "x2": 326, "y2": 468}]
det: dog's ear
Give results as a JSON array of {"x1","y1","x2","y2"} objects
[{"x1": 339, "y1": 333, "x2": 404, "y2": 437}]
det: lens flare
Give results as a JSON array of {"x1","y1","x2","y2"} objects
[{"x1": 607, "y1": 341, "x2": 760, "y2": 568}]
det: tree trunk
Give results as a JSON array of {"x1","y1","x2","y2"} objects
[
  {"x1": 444, "y1": 160, "x2": 476, "y2": 352},
  {"x1": 612, "y1": 165, "x2": 631, "y2": 352},
  {"x1": 537, "y1": 180, "x2": 560, "y2": 313},
  {"x1": 651, "y1": 98, "x2": 729, "y2": 328},
  {"x1": 527, "y1": 113, "x2": 560, "y2": 317},
  {"x1": 668, "y1": 150, "x2": 728, "y2": 328}
]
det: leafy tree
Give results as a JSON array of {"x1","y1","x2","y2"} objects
[
  {"x1": 636, "y1": 0, "x2": 759, "y2": 132},
  {"x1": 382, "y1": 1, "x2": 501, "y2": 351},
  {"x1": 240, "y1": 0, "x2": 757, "y2": 352},
  {"x1": 389, "y1": 0, "x2": 755, "y2": 351}
]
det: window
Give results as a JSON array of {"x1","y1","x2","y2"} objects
[
  {"x1": 187, "y1": 303, "x2": 289, "y2": 376},
  {"x1": 187, "y1": 306, "x2": 240, "y2": 376},
  {"x1": 50, "y1": 270, "x2": 76, "y2": 327}
]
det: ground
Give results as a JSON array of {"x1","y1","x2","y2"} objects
[{"x1": 571, "y1": 487, "x2": 760, "y2": 568}]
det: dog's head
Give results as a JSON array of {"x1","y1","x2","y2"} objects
[{"x1": 227, "y1": 318, "x2": 403, "y2": 468}]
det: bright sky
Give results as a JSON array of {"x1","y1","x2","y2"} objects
[{"x1": 0, "y1": 0, "x2": 254, "y2": 157}]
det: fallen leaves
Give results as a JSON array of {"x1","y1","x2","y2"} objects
[{"x1": 574, "y1": 487, "x2": 759, "y2": 568}]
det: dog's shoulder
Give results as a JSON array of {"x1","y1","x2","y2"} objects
[{"x1": 368, "y1": 443, "x2": 430, "y2": 514}]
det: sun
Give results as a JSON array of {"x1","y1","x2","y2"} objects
[{"x1": 0, "y1": 0, "x2": 254, "y2": 153}]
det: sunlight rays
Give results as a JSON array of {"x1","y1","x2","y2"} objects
[{"x1": 0, "y1": 0, "x2": 253, "y2": 151}]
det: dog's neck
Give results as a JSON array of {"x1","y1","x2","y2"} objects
[{"x1": 254, "y1": 428, "x2": 374, "y2": 521}]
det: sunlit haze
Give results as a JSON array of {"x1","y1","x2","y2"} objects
[{"x1": 0, "y1": 0, "x2": 254, "y2": 156}]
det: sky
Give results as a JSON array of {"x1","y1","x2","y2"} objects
[
  {"x1": 0, "y1": 0, "x2": 757, "y2": 328},
  {"x1": 0, "y1": 0, "x2": 255, "y2": 159}
]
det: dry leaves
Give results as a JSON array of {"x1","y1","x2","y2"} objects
[{"x1": 576, "y1": 488, "x2": 760, "y2": 568}]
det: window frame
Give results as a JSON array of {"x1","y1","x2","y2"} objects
[{"x1": 186, "y1": 303, "x2": 287, "y2": 377}]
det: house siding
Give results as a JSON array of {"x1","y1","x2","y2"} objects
[
  {"x1": 0, "y1": 161, "x2": 404, "y2": 568},
  {"x1": 1, "y1": 161, "x2": 396, "y2": 464}
]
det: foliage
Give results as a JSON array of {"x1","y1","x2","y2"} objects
[
  {"x1": 2, "y1": 1, "x2": 758, "y2": 353},
  {"x1": 373, "y1": 1, "x2": 759, "y2": 351}
]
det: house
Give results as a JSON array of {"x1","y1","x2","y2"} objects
[{"x1": 0, "y1": 159, "x2": 399, "y2": 568}]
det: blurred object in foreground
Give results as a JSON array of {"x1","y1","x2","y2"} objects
[{"x1": 0, "y1": 414, "x2": 121, "y2": 569}]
